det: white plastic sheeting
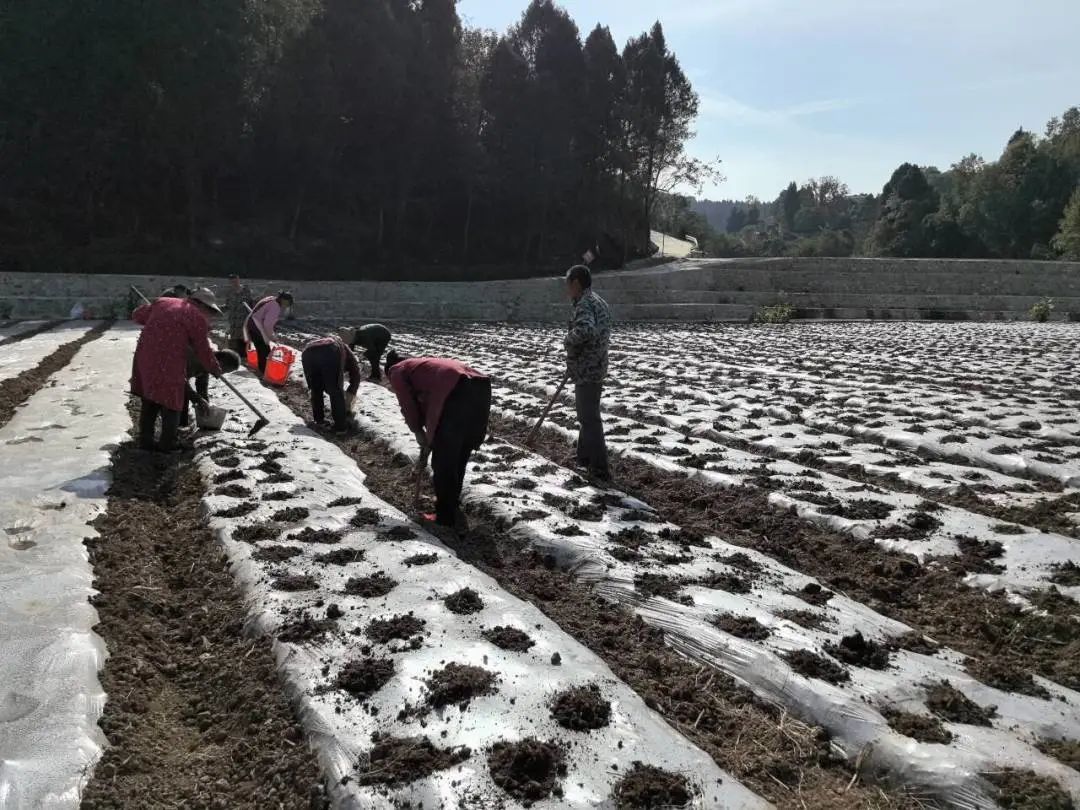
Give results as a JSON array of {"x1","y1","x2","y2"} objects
[
  {"x1": 0, "y1": 322, "x2": 50, "y2": 343},
  {"x1": 0, "y1": 322, "x2": 97, "y2": 384},
  {"x1": 349, "y1": 384, "x2": 1080, "y2": 810},
  {"x1": 196, "y1": 370, "x2": 767, "y2": 810},
  {"x1": 0, "y1": 325, "x2": 138, "y2": 810}
]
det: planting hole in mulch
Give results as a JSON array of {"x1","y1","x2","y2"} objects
[
  {"x1": 425, "y1": 663, "x2": 497, "y2": 709},
  {"x1": 272, "y1": 573, "x2": 318, "y2": 592},
  {"x1": 882, "y1": 709, "x2": 953, "y2": 744},
  {"x1": 356, "y1": 736, "x2": 471, "y2": 787},
  {"x1": 444, "y1": 587, "x2": 484, "y2": 614},
  {"x1": 313, "y1": 548, "x2": 364, "y2": 565},
  {"x1": 824, "y1": 632, "x2": 892, "y2": 670},
  {"x1": 271, "y1": 506, "x2": 308, "y2": 522},
  {"x1": 378, "y1": 525, "x2": 417, "y2": 541},
  {"x1": 966, "y1": 658, "x2": 1051, "y2": 700},
  {"x1": 277, "y1": 613, "x2": 337, "y2": 643},
  {"x1": 335, "y1": 657, "x2": 395, "y2": 700},
  {"x1": 483, "y1": 626, "x2": 535, "y2": 652},
  {"x1": 231, "y1": 523, "x2": 280, "y2": 544},
  {"x1": 328, "y1": 496, "x2": 366, "y2": 508},
  {"x1": 289, "y1": 527, "x2": 342, "y2": 545},
  {"x1": 214, "y1": 484, "x2": 251, "y2": 498},
  {"x1": 985, "y1": 769, "x2": 1075, "y2": 810},
  {"x1": 487, "y1": 738, "x2": 566, "y2": 803},
  {"x1": 711, "y1": 613, "x2": 770, "y2": 641},
  {"x1": 612, "y1": 762, "x2": 694, "y2": 810},
  {"x1": 550, "y1": 684, "x2": 611, "y2": 731},
  {"x1": 215, "y1": 501, "x2": 258, "y2": 518},
  {"x1": 403, "y1": 552, "x2": 439, "y2": 566},
  {"x1": 350, "y1": 507, "x2": 382, "y2": 527},
  {"x1": 924, "y1": 681, "x2": 996, "y2": 725},
  {"x1": 342, "y1": 573, "x2": 398, "y2": 598},
  {"x1": 252, "y1": 545, "x2": 304, "y2": 563},
  {"x1": 1036, "y1": 738, "x2": 1080, "y2": 772},
  {"x1": 783, "y1": 649, "x2": 851, "y2": 685},
  {"x1": 365, "y1": 614, "x2": 426, "y2": 643}
]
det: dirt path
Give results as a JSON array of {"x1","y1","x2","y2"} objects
[
  {"x1": 81, "y1": 416, "x2": 327, "y2": 809},
  {"x1": 274, "y1": 379, "x2": 933, "y2": 810},
  {"x1": 0, "y1": 322, "x2": 107, "y2": 428}
]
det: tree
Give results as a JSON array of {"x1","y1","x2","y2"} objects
[
  {"x1": 1052, "y1": 187, "x2": 1080, "y2": 260},
  {"x1": 865, "y1": 163, "x2": 940, "y2": 257},
  {"x1": 779, "y1": 181, "x2": 799, "y2": 231},
  {"x1": 726, "y1": 207, "x2": 747, "y2": 233}
]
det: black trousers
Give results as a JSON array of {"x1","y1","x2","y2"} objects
[
  {"x1": 363, "y1": 337, "x2": 390, "y2": 381},
  {"x1": 302, "y1": 344, "x2": 348, "y2": 429},
  {"x1": 179, "y1": 373, "x2": 209, "y2": 427},
  {"x1": 574, "y1": 381, "x2": 609, "y2": 477},
  {"x1": 431, "y1": 378, "x2": 491, "y2": 526},
  {"x1": 138, "y1": 398, "x2": 180, "y2": 451},
  {"x1": 250, "y1": 328, "x2": 270, "y2": 375}
]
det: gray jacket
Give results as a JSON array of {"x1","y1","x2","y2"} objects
[{"x1": 565, "y1": 289, "x2": 611, "y2": 383}]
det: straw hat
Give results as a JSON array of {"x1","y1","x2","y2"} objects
[{"x1": 189, "y1": 287, "x2": 223, "y2": 315}]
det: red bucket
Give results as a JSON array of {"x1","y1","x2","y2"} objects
[
  {"x1": 246, "y1": 343, "x2": 258, "y2": 369},
  {"x1": 264, "y1": 345, "x2": 296, "y2": 386}
]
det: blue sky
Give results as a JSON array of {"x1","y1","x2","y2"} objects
[{"x1": 458, "y1": 0, "x2": 1080, "y2": 201}]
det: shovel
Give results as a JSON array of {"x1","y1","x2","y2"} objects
[
  {"x1": 131, "y1": 286, "x2": 270, "y2": 437},
  {"x1": 525, "y1": 371, "x2": 570, "y2": 446}
]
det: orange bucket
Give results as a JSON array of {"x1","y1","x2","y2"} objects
[
  {"x1": 246, "y1": 343, "x2": 259, "y2": 369},
  {"x1": 263, "y1": 345, "x2": 296, "y2": 386}
]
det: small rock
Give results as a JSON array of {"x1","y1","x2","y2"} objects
[{"x1": 551, "y1": 652, "x2": 562, "y2": 666}]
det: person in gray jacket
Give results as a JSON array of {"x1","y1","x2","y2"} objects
[
  {"x1": 564, "y1": 264, "x2": 612, "y2": 480},
  {"x1": 340, "y1": 323, "x2": 392, "y2": 380}
]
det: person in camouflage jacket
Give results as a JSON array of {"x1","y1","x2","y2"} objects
[
  {"x1": 564, "y1": 265, "x2": 612, "y2": 479},
  {"x1": 224, "y1": 275, "x2": 253, "y2": 353}
]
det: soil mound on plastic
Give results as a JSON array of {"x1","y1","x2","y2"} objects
[
  {"x1": 350, "y1": 507, "x2": 382, "y2": 527},
  {"x1": 215, "y1": 501, "x2": 257, "y2": 518},
  {"x1": 403, "y1": 552, "x2": 439, "y2": 566},
  {"x1": 882, "y1": 709, "x2": 953, "y2": 744},
  {"x1": 273, "y1": 573, "x2": 318, "y2": 592},
  {"x1": 790, "y1": 582, "x2": 833, "y2": 606},
  {"x1": 711, "y1": 614, "x2": 770, "y2": 641},
  {"x1": 232, "y1": 523, "x2": 280, "y2": 544},
  {"x1": 1037, "y1": 738, "x2": 1080, "y2": 772},
  {"x1": 328, "y1": 496, "x2": 366, "y2": 508},
  {"x1": 634, "y1": 573, "x2": 683, "y2": 600},
  {"x1": 1050, "y1": 561, "x2": 1080, "y2": 587},
  {"x1": 924, "y1": 681, "x2": 996, "y2": 725},
  {"x1": 783, "y1": 650, "x2": 850, "y2": 685},
  {"x1": 263, "y1": 472, "x2": 294, "y2": 484},
  {"x1": 213, "y1": 469, "x2": 246, "y2": 484},
  {"x1": 289, "y1": 527, "x2": 342, "y2": 545},
  {"x1": 379, "y1": 525, "x2": 417, "y2": 541},
  {"x1": 262, "y1": 490, "x2": 296, "y2": 502},
  {"x1": 487, "y1": 738, "x2": 566, "y2": 803},
  {"x1": 214, "y1": 484, "x2": 251, "y2": 498},
  {"x1": 252, "y1": 545, "x2": 304, "y2": 563},
  {"x1": 551, "y1": 684, "x2": 611, "y2": 731},
  {"x1": 608, "y1": 526, "x2": 655, "y2": 549},
  {"x1": 444, "y1": 587, "x2": 484, "y2": 614},
  {"x1": 986, "y1": 769, "x2": 1075, "y2": 810},
  {"x1": 778, "y1": 608, "x2": 831, "y2": 630},
  {"x1": 425, "y1": 663, "x2": 497, "y2": 708},
  {"x1": 313, "y1": 548, "x2": 364, "y2": 565},
  {"x1": 613, "y1": 763, "x2": 694, "y2": 809},
  {"x1": 483, "y1": 626, "x2": 535, "y2": 652},
  {"x1": 277, "y1": 613, "x2": 337, "y2": 643},
  {"x1": 365, "y1": 614, "x2": 425, "y2": 643},
  {"x1": 343, "y1": 573, "x2": 398, "y2": 598},
  {"x1": 357, "y1": 736, "x2": 471, "y2": 787},
  {"x1": 271, "y1": 506, "x2": 308, "y2": 522},
  {"x1": 966, "y1": 658, "x2": 1051, "y2": 699},
  {"x1": 335, "y1": 657, "x2": 394, "y2": 699},
  {"x1": 825, "y1": 632, "x2": 891, "y2": 670}
]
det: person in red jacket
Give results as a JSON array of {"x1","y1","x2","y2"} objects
[
  {"x1": 385, "y1": 350, "x2": 491, "y2": 530},
  {"x1": 301, "y1": 334, "x2": 361, "y2": 432},
  {"x1": 131, "y1": 289, "x2": 224, "y2": 451}
]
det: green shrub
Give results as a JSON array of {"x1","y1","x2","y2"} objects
[
  {"x1": 1029, "y1": 297, "x2": 1055, "y2": 322},
  {"x1": 755, "y1": 303, "x2": 795, "y2": 324}
]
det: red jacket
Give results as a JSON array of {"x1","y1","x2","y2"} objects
[
  {"x1": 302, "y1": 335, "x2": 362, "y2": 394},
  {"x1": 388, "y1": 357, "x2": 487, "y2": 439},
  {"x1": 131, "y1": 298, "x2": 222, "y2": 411}
]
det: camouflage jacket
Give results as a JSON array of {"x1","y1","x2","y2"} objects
[
  {"x1": 564, "y1": 289, "x2": 611, "y2": 383},
  {"x1": 225, "y1": 285, "x2": 253, "y2": 338}
]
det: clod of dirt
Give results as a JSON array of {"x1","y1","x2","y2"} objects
[
  {"x1": 214, "y1": 455, "x2": 241, "y2": 469},
  {"x1": 550, "y1": 684, "x2": 611, "y2": 731},
  {"x1": 992, "y1": 523, "x2": 1026, "y2": 535},
  {"x1": 966, "y1": 658, "x2": 1051, "y2": 700},
  {"x1": 824, "y1": 632, "x2": 892, "y2": 670},
  {"x1": 365, "y1": 614, "x2": 426, "y2": 643},
  {"x1": 608, "y1": 546, "x2": 644, "y2": 562},
  {"x1": 1050, "y1": 561, "x2": 1080, "y2": 587},
  {"x1": 350, "y1": 507, "x2": 382, "y2": 527},
  {"x1": 231, "y1": 523, "x2": 280, "y2": 544},
  {"x1": 612, "y1": 762, "x2": 694, "y2": 809},
  {"x1": 783, "y1": 649, "x2": 851, "y2": 685},
  {"x1": 715, "y1": 552, "x2": 764, "y2": 574},
  {"x1": 634, "y1": 573, "x2": 684, "y2": 600},
  {"x1": 262, "y1": 490, "x2": 296, "y2": 502},
  {"x1": 569, "y1": 503, "x2": 604, "y2": 521},
  {"x1": 271, "y1": 506, "x2": 309, "y2": 523},
  {"x1": 273, "y1": 573, "x2": 318, "y2": 592},
  {"x1": 313, "y1": 548, "x2": 364, "y2": 565},
  {"x1": 214, "y1": 501, "x2": 258, "y2": 519},
  {"x1": 289, "y1": 527, "x2": 342, "y2": 545},
  {"x1": 924, "y1": 681, "x2": 996, "y2": 726},
  {"x1": 554, "y1": 525, "x2": 585, "y2": 537},
  {"x1": 252, "y1": 545, "x2": 304, "y2": 563},
  {"x1": 985, "y1": 769, "x2": 1075, "y2": 810},
  {"x1": 622, "y1": 508, "x2": 662, "y2": 523},
  {"x1": 895, "y1": 631, "x2": 941, "y2": 656},
  {"x1": 710, "y1": 613, "x2": 770, "y2": 641},
  {"x1": 778, "y1": 608, "x2": 831, "y2": 630},
  {"x1": 335, "y1": 657, "x2": 395, "y2": 699},
  {"x1": 843, "y1": 499, "x2": 895, "y2": 520},
  {"x1": 403, "y1": 552, "x2": 439, "y2": 566},
  {"x1": 425, "y1": 663, "x2": 497, "y2": 708},
  {"x1": 255, "y1": 459, "x2": 283, "y2": 474},
  {"x1": 356, "y1": 736, "x2": 471, "y2": 787},
  {"x1": 444, "y1": 587, "x2": 484, "y2": 614},
  {"x1": 328, "y1": 496, "x2": 366, "y2": 508},
  {"x1": 693, "y1": 571, "x2": 752, "y2": 594},
  {"x1": 262, "y1": 472, "x2": 294, "y2": 485},
  {"x1": 1036, "y1": 738, "x2": 1080, "y2": 772},
  {"x1": 954, "y1": 535, "x2": 1006, "y2": 574},
  {"x1": 873, "y1": 511, "x2": 943, "y2": 541},
  {"x1": 791, "y1": 582, "x2": 833, "y2": 606},
  {"x1": 608, "y1": 526, "x2": 656, "y2": 549},
  {"x1": 378, "y1": 525, "x2": 416, "y2": 541},
  {"x1": 657, "y1": 526, "x2": 709, "y2": 548},
  {"x1": 513, "y1": 508, "x2": 550, "y2": 523},
  {"x1": 277, "y1": 614, "x2": 337, "y2": 643},
  {"x1": 214, "y1": 484, "x2": 251, "y2": 498},
  {"x1": 343, "y1": 573, "x2": 398, "y2": 598},
  {"x1": 212, "y1": 469, "x2": 245, "y2": 484},
  {"x1": 882, "y1": 709, "x2": 953, "y2": 744},
  {"x1": 483, "y1": 626, "x2": 535, "y2": 652},
  {"x1": 487, "y1": 738, "x2": 566, "y2": 803}
]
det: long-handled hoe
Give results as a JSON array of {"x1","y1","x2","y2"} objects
[{"x1": 525, "y1": 371, "x2": 570, "y2": 446}]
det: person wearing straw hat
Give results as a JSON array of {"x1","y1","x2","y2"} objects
[
  {"x1": 131, "y1": 288, "x2": 224, "y2": 452},
  {"x1": 180, "y1": 349, "x2": 241, "y2": 429},
  {"x1": 338, "y1": 323, "x2": 392, "y2": 381}
]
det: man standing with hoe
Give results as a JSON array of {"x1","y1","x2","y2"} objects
[{"x1": 564, "y1": 264, "x2": 612, "y2": 480}]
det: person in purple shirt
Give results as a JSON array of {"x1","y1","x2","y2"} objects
[{"x1": 244, "y1": 290, "x2": 293, "y2": 375}]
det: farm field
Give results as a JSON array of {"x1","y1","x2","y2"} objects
[{"x1": 2, "y1": 318, "x2": 1079, "y2": 810}]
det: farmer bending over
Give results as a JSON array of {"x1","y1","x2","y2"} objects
[
  {"x1": 244, "y1": 290, "x2": 293, "y2": 375},
  {"x1": 339, "y1": 323, "x2": 392, "y2": 381},
  {"x1": 302, "y1": 334, "x2": 361, "y2": 433},
  {"x1": 131, "y1": 288, "x2": 224, "y2": 452},
  {"x1": 385, "y1": 350, "x2": 491, "y2": 531},
  {"x1": 180, "y1": 349, "x2": 241, "y2": 429},
  {"x1": 565, "y1": 264, "x2": 612, "y2": 480}
]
